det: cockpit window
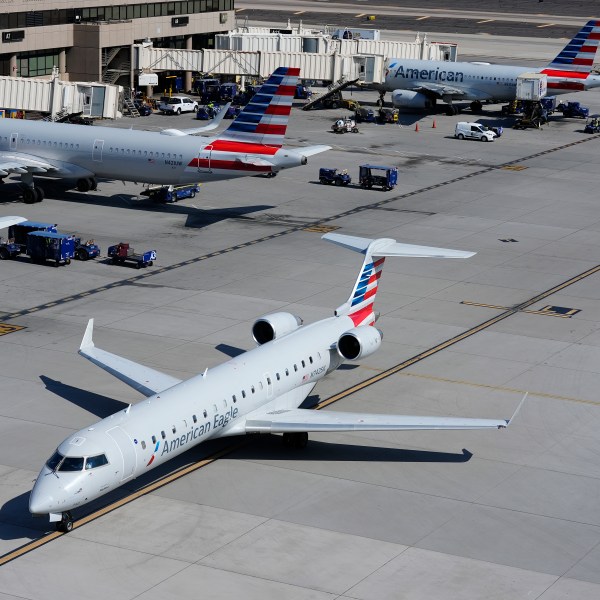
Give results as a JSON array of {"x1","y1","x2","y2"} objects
[
  {"x1": 46, "y1": 451, "x2": 63, "y2": 470},
  {"x1": 85, "y1": 454, "x2": 108, "y2": 470},
  {"x1": 58, "y1": 456, "x2": 84, "y2": 472}
]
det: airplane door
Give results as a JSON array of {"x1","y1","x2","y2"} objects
[
  {"x1": 264, "y1": 372, "x2": 274, "y2": 398},
  {"x1": 10, "y1": 133, "x2": 18, "y2": 150},
  {"x1": 93, "y1": 139, "x2": 104, "y2": 162},
  {"x1": 106, "y1": 426, "x2": 137, "y2": 481},
  {"x1": 197, "y1": 144, "x2": 213, "y2": 172}
]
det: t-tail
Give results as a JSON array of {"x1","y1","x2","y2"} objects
[
  {"x1": 323, "y1": 233, "x2": 475, "y2": 327},
  {"x1": 542, "y1": 20, "x2": 600, "y2": 91}
]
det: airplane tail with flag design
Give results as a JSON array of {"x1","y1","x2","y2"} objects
[
  {"x1": 323, "y1": 233, "x2": 476, "y2": 327},
  {"x1": 542, "y1": 20, "x2": 600, "y2": 91}
]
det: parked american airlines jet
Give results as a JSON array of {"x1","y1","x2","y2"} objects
[
  {"x1": 29, "y1": 233, "x2": 524, "y2": 532},
  {"x1": 376, "y1": 20, "x2": 600, "y2": 114},
  {"x1": 0, "y1": 67, "x2": 329, "y2": 204}
]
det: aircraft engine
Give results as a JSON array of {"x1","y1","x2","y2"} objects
[
  {"x1": 337, "y1": 326, "x2": 383, "y2": 361},
  {"x1": 252, "y1": 312, "x2": 303, "y2": 345},
  {"x1": 391, "y1": 90, "x2": 435, "y2": 109}
]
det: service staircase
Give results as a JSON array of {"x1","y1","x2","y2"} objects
[
  {"x1": 42, "y1": 108, "x2": 69, "y2": 122},
  {"x1": 123, "y1": 96, "x2": 140, "y2": 117},
  {"x1": 301, "y1": 76, "x2": 359, "y2": 110}
]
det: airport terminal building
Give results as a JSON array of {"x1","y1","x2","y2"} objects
[{"x1": 0, "y1": 1, "x2": 235, "y2": 84}]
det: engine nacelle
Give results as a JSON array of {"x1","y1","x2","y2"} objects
[
  {"x1": 252, "y1": 312, "x2": 303, "y2": 345},
  {"x1": 337, "y1": 326, "x2": 383, "y2": 361},
  {"x1": 391, "y1": 89, "x2": 435, "y2": 109}
]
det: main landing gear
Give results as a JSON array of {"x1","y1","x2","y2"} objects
[
  {"x1": 445, "y1": 104, "x2": 460, "y2": 116},
  {"x1": 282, "y1": 432, "x2": 308, "y2": 449},
  {"x1": 22, "y1": 186, "x2": 45, "y2": 204},
  {"x1": 76, "y1": 177, "x2": 98, "y2": 192},
  {"x1": 56, "y1": 511, "x2": 74, "y2": 533}
]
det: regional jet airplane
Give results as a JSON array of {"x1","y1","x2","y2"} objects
[
  {"x1": 29, "y1": 233, "x2": 524, "y2": 532},
  {"x1": 376, "y1": 20, "x2": 600, "y2": 114},
  {"x1": 0, "y1": 67, "x2": 329, "y2": 204}
]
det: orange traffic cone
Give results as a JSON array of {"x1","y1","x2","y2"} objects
[
  {"x1": 415, "y1": 122, "x2": 419, "y2": 132},
  {"x1": 432, "y1": 119, "x2": 437, "y2": 128}
]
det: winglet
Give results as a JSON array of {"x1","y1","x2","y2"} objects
[
  {"x1": 80, "y1": 319, "x2": 95, "y2": 352},
  {"x1": 503, "y1": 392, "x2": 528, "y2": 427},
  {"x1": 159, "y1": 102, "x2": 232, "y2": 136}
]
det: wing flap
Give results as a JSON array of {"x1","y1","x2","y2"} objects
[
  {"x1": 245, "y1": 409, "x2": 511, "y2": 433},
  {"x1": 79, "y1": 319, "x2": 182, "y2": 397}
]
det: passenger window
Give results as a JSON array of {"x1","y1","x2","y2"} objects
[
  {"x1": 276, "y1": 373, "x2": 280, "y2": 380},
  {"x1": 141, "y1": 441, "x2": 146, "y2": 450},
  {"x1": 285, "y1": 369, "x2": 289, "y2": 376},
  {"x1": 193, "y1": 414, "x2": 197, "y2": 423},
  {"x1": 301, "y1": 360, "x2": 305, "y2": 368},
  {"x1": 242, "y1": 390, "x2": 246, "y2": 398},
  {"x1": 161, "y1": 431, "x2": 166, "y2": 439},
  {"x1": 172, "y1": 426, "x2": 176, "y2": 434},
  {"x1": 152, "y1": 435, "x2": 157, "y2": 444},
  {"x1": 232, "y1": 394, "x2": 237, "y2": 403},
  {"x1": 203, "y1": 409, "x2": 207, "y2": 418},
  {"x1": 251, "y1": 386, "x2": 255, "y2": 394},
  {"x1": 222, "y1": 399, "x2": 227, "y2": 407},
  {"x1": 294, "y1": 364, "x2": 298, "y2": 372},
  {"x1": 309, "y1": 356, "x2": 313, "y2": 364}
]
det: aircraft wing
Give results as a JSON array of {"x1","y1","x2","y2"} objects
[
  {"x1": 0, "y1": 152, "x2": 60, "y2": 176},
  {"x1": 78, "y1": 319, "x2": 182, "y2": 397},
  {"x1": 0, "y1": 215, "x2": 27, "y2": 229},
  {"x1": 413, "y1": 82, "x2": 467, "y2": 100},
  {"x1": 244, "y1": 396, "x2": 526, "y2": 433}
]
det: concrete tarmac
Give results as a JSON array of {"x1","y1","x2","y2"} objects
[{"x1": 2, "y1": 35, "x2": 600, "y2": 600}]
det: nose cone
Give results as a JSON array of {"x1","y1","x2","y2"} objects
[{"x1": 29, "y1": 467, "x2": 56, "y2": 515}]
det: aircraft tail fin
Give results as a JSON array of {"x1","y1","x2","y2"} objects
[
  {"x1": 323, "y1": 233, "x2": 475, "y2": 327},
  {"x1": 544, "y1": 20, "x2": 600, "y2": 77},
  {"x1": 215, "y1": 67, "x2": 299, "y2": 147}
]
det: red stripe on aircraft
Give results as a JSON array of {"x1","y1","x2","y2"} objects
[
  {"x1": 187, "y1": 158, "x2": 272, "y2": 172},
  {"x1": 276, "y1": 84, "x2": 296, "y2": 96},
  {"x1": 265, "y1": 104, "x2": 292, "y2": 115},
  {"x1": 541, "y1": 69, "x2": 589, "y2": 79},
  {"x1": 572, "y1": 58, "x2": 595, "y2": 66},
  {"x1": 588, "y1": 32, "x2": 600, "y2": 40},
  {"x1": 255, "y1": 123, "x2": 287, "y2": 135},
  {"x1": 349, "y1": 305, "x2": 374, "y2": 326},
  {"x1": 208, "y1": 140, "x2": 280, "y2": 154},
  {"x1": 579, "y1": 45, "x2": 598, "y2": 53},
  {"x1": 287, "y1": 67, "x2": 301, "y2": 76},
  {"x1": 368, "y1": 269, "x2": 383, "y2": 285},
  {"x1": 363, "y1": 286, "x2": 377, "y2": 301},
  {"x1": 547, "y1": 81, "x2": 586, "y2": 90}
]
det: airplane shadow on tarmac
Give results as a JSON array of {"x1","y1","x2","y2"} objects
[{"x1": 0, "y1": 180, "x2": 272, "y2": 230}]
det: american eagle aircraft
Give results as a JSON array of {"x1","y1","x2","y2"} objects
[
  {"x1": 0, "y1": 67, "x2": 329, "y2": 204},
  {"x1": 376, "y1": 20, "x2": 600, "y2": 114},
  {"x1": 29, "y1": 232, "x2": 524, "y2": 532}
]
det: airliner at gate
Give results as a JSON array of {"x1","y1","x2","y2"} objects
[
  {"x1": 0, "y1": 67, "x2": 329, "y2": 204},
  {"x1": 29, "y1": 232, "x2": 524, "y2": 532}
]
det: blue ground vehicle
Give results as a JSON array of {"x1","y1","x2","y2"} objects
[
  {"x1": 6, "y1": 221, "x2": 57, "y2": 255},
  {"x1": 557, "y1": 101, "x2": 589, "y2": 118},
  {"x1": 194, "y1": 78, "x2": 220, "y2": 103},
  {"x1": 108, "y1": 243, "x2": 156, "y2": 268},
  {"x1": 74, "y1": 238, "x2": 101, "y2": 260},
  {"x1": 27, "y1": 231, "x2": 75, "y2": 266},
  {"x1": 359, "y1": 165, "x2": 398, "y2": 191},
  {"x1": 224, "y1": 105, "x2": 242, "y2": 119},
  {"x1": 142, "y1": 183, "x2": 200, "y2": 203},
  {"x1": 584, "y1": 115, "x2": 600, "y2": 133},
  {"x1": 319, "y1": 168, "x2": 351, "y2": 186},
  {"x1": 355, "y1": 107, "x2": 375, "y2": 123},
  {"x1": 134, "y1": 100, "x2": 152, "y2": 116},
  {"x1": 196, "y1": 104, "x2": 220, "y2": 120},
  {"x1": 220, "y1": 83, "x2": 238, "y2": 102},
  {"x1": 294, "y1": 84, "x2": 312, "y2": 99}
]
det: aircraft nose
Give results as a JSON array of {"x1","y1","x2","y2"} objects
[{"x1": 29, "y1": 470, "x2": 56, "y2": 515}]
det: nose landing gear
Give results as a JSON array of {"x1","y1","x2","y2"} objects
[{"x1": 56, "y1": 511, "x2": 74, "y2": 533}]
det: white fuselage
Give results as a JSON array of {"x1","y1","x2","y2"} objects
[
  {"x1": 29, "y1": 314, "x2": 353, "y2": 516},
  {"x1": 0, "y1": 119, "x2": 303, "y2": 185},
  {"x1": 382, "y1": 58, "x2": 600, "y2": 101}
]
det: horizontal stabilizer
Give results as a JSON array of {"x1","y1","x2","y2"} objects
[
  {"x1": 323, "y1": 232, "x2": 475, "y2": 259},
  {"x1": 78, "y1": 319, "x2": 182, "y2": 397},
  {"x1": 160, "y1": 103, "x2": 231, "y2": 136},
  {"x1": 296, "y1": 144, "x2": 332, "y2": 157}
]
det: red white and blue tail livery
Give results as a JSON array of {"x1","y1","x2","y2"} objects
[{"x1": 542, "y1": 20, "x2": 600, "y2": 91}]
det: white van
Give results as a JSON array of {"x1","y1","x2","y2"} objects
[{"x1": 454, "y1": 122, "x2": 496, "y2": 142}]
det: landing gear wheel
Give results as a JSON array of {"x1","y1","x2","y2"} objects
[
  {"x1": 23, "y1": 188, "x2": 36, "y2": 204},
  {"x1": 35, "y1": 187, "x2": 45, "y2": 202},
  {"x1": 57, "y1": 512, "x2": 74, "y2": 532},
  {"x1": 90, "y1": 177, "x2": 98, "y2": 191},
  {"x1": 470, "y1": 101, "x2": 483, "y2": 113},
  {"x1": 77, "y1": 178, "x2": 91, "y2": 192},
  {"x1": 282, "y1": 432, "x2": 309, "y2": 449}
]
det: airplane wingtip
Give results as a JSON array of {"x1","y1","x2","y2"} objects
[{"x1": 80, "y1": 318, "x2": 95, "y2": 351}]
